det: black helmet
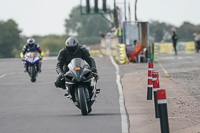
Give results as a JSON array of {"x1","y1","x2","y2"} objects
[
  {"x1": 27, "y1": 38, "x2": 35, "y2": 47},
  {"x1": 65, "y1": 37, "x2": 79, "y2": 53}
]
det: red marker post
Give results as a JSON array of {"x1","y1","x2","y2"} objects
[
  {"x1": 147, "y1": 62, "x2": 153, "y2": 100},
  {"x1": 157, "y1": 89, "x2": 170, "y2": 133},
  {"x1": 152, "y1": 71, "x2": 160, "y2": 118}
]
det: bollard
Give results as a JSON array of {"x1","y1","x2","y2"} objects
[
  {"x1": 152, "y1": 71, "x2": 160, "y2": 118},
  {"x1": 157, "y1": 89, "x2": 170, "y2": 133},
  {"x1": 147, "y1": 62, "x2": 153, "y2": 100}
]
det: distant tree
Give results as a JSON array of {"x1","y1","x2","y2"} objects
[
  {"x1": 38, "y1": 34, "x2": 68, "y2": 55},
  {"x1": 65, "y1": 6, "x2": 110, "y2": 45},
  {"x1": 149, "y1": 21, "x2": 200, "y2": 42},
  {"x1": 0, "y1": 19, "x2": 21, "y2": 58},
  {"x1": 149, "y1": 21, "x2": 174, "y2": 42},
  {"x1": 176, "y1": 22, "x2": 200, "y2": 42}
]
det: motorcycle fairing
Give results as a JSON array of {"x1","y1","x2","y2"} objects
[
  {"x1": 65, "y1": 58, "x2": 93, "y2": 84},
  {"x1": 24, "y1": 52, "x2": 40, "y2": 64}
]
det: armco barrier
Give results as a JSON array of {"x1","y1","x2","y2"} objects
[
  {"x1": 155, "y1": 42, "x2": 195, "y2": 54},
  {"x1": 154, "y1": 43, "x2": 158, "y2": 63},
  {"x1": 159, "y1": 43, "x2": 174, "y2": 53},
  {"x1": 185, "y1": 42, "x2": 195, "y2": 54},
  {"x1": 115, "y1": 44, "x2": 129, "y2": 64},
  {"x1": 89, "y1": 50, "x2": 101, "y2": 54}
]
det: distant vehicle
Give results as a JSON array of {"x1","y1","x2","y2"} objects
[
  {"x1": 23, "y1": 52, "x2": 41, "y2": 82},
  {"x1": 64, "y1": 58, "x2": 99, "y2": 115}
]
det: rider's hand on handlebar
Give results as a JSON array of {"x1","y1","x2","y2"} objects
[
  {"x1": 59, "y1": 73, "x2": 65, "y2": 79},
  {"x1": 21, "y1": 57, "x2": 25, "y2": 61},
  {"x1": 91, "y1": 68, "x2": 99, "y2": 80},
  {"x1": 39, "y1": 56, "x2": 43, "y2": 61},
  {"x1": 95, "y1": 74, "x2": 99, "y2": 80},
  {"x1": 91, "y1": 68, "x2": 97, "y2": 73}
]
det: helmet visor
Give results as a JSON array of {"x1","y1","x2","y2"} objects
[
  {"x1": 67, "y1": 45, "x2": 78, "y2": 53},
  {"x1": 28, "y1": 43, "x2": 34, "y2": 47}
]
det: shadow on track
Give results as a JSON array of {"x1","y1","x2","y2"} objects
[{"x1": 56, "y1": 112, "x2": 121, "y2": 117}]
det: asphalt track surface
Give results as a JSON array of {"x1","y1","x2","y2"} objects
[{"x1": 0, "y1": 55, "x2": 123, "y2": 133}]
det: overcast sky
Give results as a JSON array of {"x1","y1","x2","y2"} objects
[{"x1": 0, "y1": 0, "x2": 199, "y2": 36}]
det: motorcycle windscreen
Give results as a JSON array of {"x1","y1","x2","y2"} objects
[
  {"x1": 25, "y1": 52, "x2": 40, "y2": 63},
  {"x1": 69, "y1": 58, "x2": 89, "y2": 81}
]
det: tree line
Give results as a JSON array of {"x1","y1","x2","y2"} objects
[
  {"x1": 149, "y1": 21, "x2": 200, "y2": 42},
  {"x1": 1, "y1": 6, "x2": 200, "y2": 58}
]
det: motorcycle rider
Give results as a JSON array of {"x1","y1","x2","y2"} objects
[
  {"x1": 20, "y1": 38, "x2": 44, "y2": 72},
  {"x1": 54, "y1": 37, "x2": 99, "y2": 95}
]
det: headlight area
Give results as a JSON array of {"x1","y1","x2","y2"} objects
[
  {"x1": 83, "y1": 72, "x2": 93, "y2": 79},
  {"x1": 65, "y1": 75, "x2": 74, "y2": 84},
  {"x1": 65, "y1": 75, "x2": 73, "y2": 81}
]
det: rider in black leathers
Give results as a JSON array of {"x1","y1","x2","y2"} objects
[{"x1": 54, "y1": 37, "x2": 98, "y2": 91}]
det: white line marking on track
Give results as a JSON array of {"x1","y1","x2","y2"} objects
[
  {"x1": 159, "y1": 56, "x2": 193, "y2": 60},
  {"x1": 0, "y1": 74, "x2": 7, "y2": 79},
  {"x1": 159, "y1": 63, "x2": 170, "y2": 77},
  {"x1": 110, "y1": 56, "x2": 129, "y2": 133}
]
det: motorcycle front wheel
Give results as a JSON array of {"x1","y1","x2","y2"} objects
[
  {"x1": 77, "y1": 87, "x2": 88, "y2": 115},
  {"x1": 30, "y1": 65, "x2": 36, "y2": 82}
]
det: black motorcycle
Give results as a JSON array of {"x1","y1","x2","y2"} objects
[{"x1": 64, "y1": 58, "x2": 99, "y2": 115}]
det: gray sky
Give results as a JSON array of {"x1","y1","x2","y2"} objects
[{"x1": 0, "y1": 0, "x2": 199, "y2": 36}]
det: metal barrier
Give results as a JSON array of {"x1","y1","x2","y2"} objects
[
  {"x1": 153, "y1": 42, "x2": 195, "y2": 62},
  {"x1": 155, "y1": 42, "x2": 195, "y2": 54},
  {"x1": 89, "y1": 50, "x2": 101, "y2": 54}
]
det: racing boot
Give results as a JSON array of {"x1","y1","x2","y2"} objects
[
  {"x1": 24, "y1": 67, "x2": 27, "y2": 73},
  {"x1": 24, "y1": 62, "x2": 28, "y2": 72},
  {"x1": 96, "y1": 88, "x2": 100, "y2": 94},
  {"x1": 64, "y1": 87, "x2": 72, "y2": 99},
  {"x1": 39, "y1": 62, "x2": 42, "y2": 73},
  {"x1": 38, "y1": 65, "x2": 41, "y2": 73},
  {"x1": 88, "y1": 107, "x2": 92, "y2": 114}
]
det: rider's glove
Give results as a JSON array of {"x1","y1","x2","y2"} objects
[
  {"x1": 59, "y1": 73, "x2": 65, "y2": 80},
  {"x1": 91, "y1": 68, "x2": 99, "y2": 80},
  {"x1": 21, "y1": 57, "x2": 25, "y2": 61},
  {"x1": 39, "y1": 56, "x2": 43, "y2": 61},
  {"x1": 91, "y1": 68, "x2": 97, "y2": 73}
]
